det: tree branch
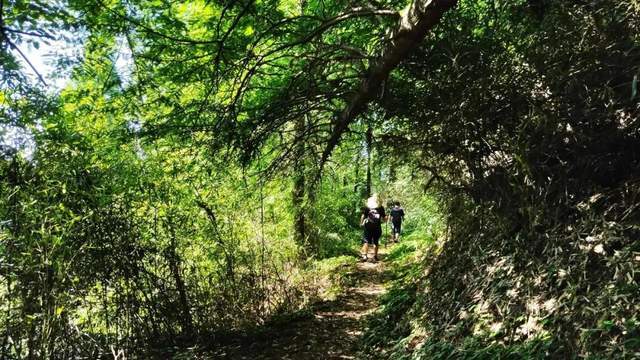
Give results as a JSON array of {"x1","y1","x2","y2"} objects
[
  {"x1": 269, "y1": 7, "x2": 399, "y2": 55},
  {"x1": 3, "y1": 27, "x2": 55, "y2": 40},
  {"x1": 0, "y1": 0, "x2": 6, "y2": 48},
  {"x1": 317, "y1": 0, "x2": 458, "y2": 176},
  {"x1": 5, "y1": 38, "x2": 47, "y2": 85}
]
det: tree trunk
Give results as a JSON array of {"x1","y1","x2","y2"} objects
[
  {"x1": 165, "y1": 220, "x2": 193, "y2": 337},
  {"x1": 366, "y1": 123, "x2": 373, "y2": 198},
  {"x1": 389, "y1": 160, "x2": 397, "y2": 182},
  {"x1": 354, "y1": 140, "x2": 362, "y2": 194},
  {"x1": 293, "y1": 116, "x2": 306, "y2": 246},
  {"x1": 319, "y1": 0, "x2": 458, "y2": 170}
]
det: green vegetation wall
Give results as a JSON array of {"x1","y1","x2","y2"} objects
[
  {"x1": 0, "y1": 39, "x2": 371, "y2": 356},
  {"x1": 2, "y1": 0, "x2": 640, "y2": 358},
  {"x1": 365, "y1": 0, "x2": 640, "y2": 358}
]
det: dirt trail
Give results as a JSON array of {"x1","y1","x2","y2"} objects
[{"x1": 215, "y1": 250, "x2": 389, "y2": 359}]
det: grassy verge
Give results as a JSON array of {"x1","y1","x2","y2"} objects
[
  {"x1": 359, "y1": 233, "x2": 569, "y2": 359},
  {"x1": 359, "y1": 230, "x2": 433, "y2": 359}
]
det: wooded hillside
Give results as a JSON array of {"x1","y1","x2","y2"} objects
[{"x1": 1, "y1": 0, "x2": 639, "y2": 358}]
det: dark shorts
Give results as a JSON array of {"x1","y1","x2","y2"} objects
[
  {"x1": 391, "y1": 221, "x2": 402, "y2": 235},
  {"x1": 362, "y1": 229, "x2": 382, "y2": 245}
]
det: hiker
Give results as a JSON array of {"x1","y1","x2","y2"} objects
[
  {"x1": 389, "y1": 201, "x2": 405, "y2": 243},
  {"x1": 360, "y1": 194, "x2": 386, "y2": 262}
]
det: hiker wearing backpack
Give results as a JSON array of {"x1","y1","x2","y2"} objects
[
  {"x1": 359, "y1": 194, "x2": 387, "y2": 262},
  {"x1": 388, "y1": 201, "x2": 405, "y2": 243}
]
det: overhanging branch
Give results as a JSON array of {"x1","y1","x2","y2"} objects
[{"x1": 318, "y1": 0, "x2": 458, "y2": 174}]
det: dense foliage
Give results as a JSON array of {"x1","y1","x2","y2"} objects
[
  {"x1": 365, "y1": 0, "x2": 640, "y2": 358},
  {"x1": 1, "y1": 0, "x2": 639, "y2": 358}
]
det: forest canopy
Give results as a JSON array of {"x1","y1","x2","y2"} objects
[{"x1": 1, "y1": 0, "x2": 640, "y2": 358}]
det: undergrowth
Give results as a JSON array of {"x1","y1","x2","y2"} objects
[
  {"x1": 361, "y1": 238, "x2": 424, "y2": 360},
  {"x1": 361, "y1": 236, "x2": 560, "y2": 360},
  {"x1": 362, "y1": 185, "x2": 640, "y2": 359}
]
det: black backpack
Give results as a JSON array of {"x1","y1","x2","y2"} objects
[
  {"x1": 365, "y1": 207, "x2": 381, "y2": 229},
  {"x1": 390, "y1": 207, "x2": 403, "y2": 222}
]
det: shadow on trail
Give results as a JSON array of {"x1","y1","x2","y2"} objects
[{"x1": 210, "y1": 251, "x2": 392, "y2": 359}]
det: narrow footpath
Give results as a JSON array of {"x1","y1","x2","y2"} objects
[{"x1": 215, "y1": 249, "x2": 390, "y2": 359}]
